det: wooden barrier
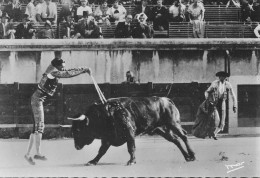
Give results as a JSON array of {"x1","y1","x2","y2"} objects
[{"x1": 0, "y1": 82, "x2": 210, "y2": 138}]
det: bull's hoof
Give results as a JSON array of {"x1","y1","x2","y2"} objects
[
  {"x1": 185, "y1": 156, "x2": 196, "y2": 162},
  {"x1": 85, "y1": 161, "x2": 97, "y2": 166},
  {"x1": 126, "y1": 160, "x2": 136, "y2": 166}
]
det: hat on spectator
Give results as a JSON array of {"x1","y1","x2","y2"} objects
[
  {"x1": 216, "y1": 71, "x2": 230, "y2": 78},
  {"x1": 45, "y1": 20, "x2": 52, "y2": 28},
  {"x1": 23, "y1": 14, "x2": 30, "y2": 21},
  {"x1": 101, "y1": 0, "x2": 107, "y2": 4},
  {"x1": 112, "y1": 0, "x2": 119, "y2": 3}
]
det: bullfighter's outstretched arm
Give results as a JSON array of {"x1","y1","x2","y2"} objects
[{"x1": 51, "y1": 67, "x2": 91, "y2": 78}]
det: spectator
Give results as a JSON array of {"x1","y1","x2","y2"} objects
[
  {"x1": 61, "y1": 14, "x2": 76, "y2": 38},
  {"x1": 226, "y1": 0, "x2": 240, "y2": 8},
  {"x1": 59, "y1": 0, "x2": 79, "y2": 23},
  {"x1": 38, "y1": 20, "x2": 55, "y2": 38},
  {"x1": 132, "y1": 0, "x2": 152, "y2": 21},
  {"x1": 74, "y1": 11, "x2": 102, "y2": 38},
  {"x1": 4, "y1": 0, "x2": 23, "y2": 21},
  {"x1": 254, "y1": 23, "x2": 260, "y2": 37},
  {"x1": 25, "y1": 0, "x2": 36, "y2": 22},
  {"x1": 240, "y1": 0, "x2": 254, "y2": 22},
  {"x1": 0, "y1": 15, "x2": 6, "y2": 39},
  {"x1": 132, "y1": 13, "x2": 153, "y2": 38},
  {"x1": 0, "y1": 13, "x2": 16, "y2": 39},
  {"x1": 187, "y1": 0, "x2": 205, "y2": 38},
  {"x1": 0, "y1": 6, "x2": 2, "y2": 18},
  {"x1": 76, "y1": 0, "x2": 92, "y2": 20},
  {"x1": 106, "y1": 0, "x2": 127, "y2": 24},
  {"x1": 15, "y1": 14, "x2": 36, "y2": 39},
  {"x1": 169, "y1": 0, "x2": 186, "y2": 22},
  {"x1": 150, "y1": 0, "x2": 169, "y2": 31},
  {"x1": 115, "y1": 14, "x2": 133, "y2": 38},
  {"x1": 122, "y1": 71, "x2": 136, "y2": 84},
  {"x1": 251, "y1": 1, "x2": 260, "y2": 22},
  {"x1": 36, "y1": 0, "x2": 57, "y2": 23},
  {"x1": 94, "y1": 0, "x2": 110, "y2": 24}
]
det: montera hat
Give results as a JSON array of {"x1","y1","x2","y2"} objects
[
  {"x1": 216, "y1": 71, "x2": 230, "y2": 77},
  {"x1": 51, "y1": 58, "x2": 65, "y2": 67}
]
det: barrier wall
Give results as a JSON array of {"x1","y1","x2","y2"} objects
[{"x1": 0, "y1": 39, "x2": 260, "y2": 138}]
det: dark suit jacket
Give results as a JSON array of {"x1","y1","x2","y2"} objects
[
  {"x1": 59, "y1": 4, "x2": 79, "y2": 23},
  {"x1": 75, "y1": 20, "x2": 101, "y2": 38},
  {"x1": 132, "y1": 5, "x2": 152, "y2": 20},
  {"x1": 132, "y1": 22, "x2": 152, "y2": 38},
  {"x1": 15, "y1": 23, "x2": 34, "y2": 39},
  {"x1": 3, "y1": 4, "x2": 23, "y2": 21},
  {"x1": 0, "y1": 23, "x2": 5, "y2": 39},
  {"x1": 115, "y1": 22, "x2": 133, "y2": 38}
]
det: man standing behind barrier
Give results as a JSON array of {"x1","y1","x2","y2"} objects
[
  {"x1": 204, "y1": 71, "x2": 237, "y2": 140},
  {"x1": 24, "y1": 51, "x2": 91, "y2": 165},
  {"x1": 187, "y1": 0, "x2": 205, "y2": 38}
]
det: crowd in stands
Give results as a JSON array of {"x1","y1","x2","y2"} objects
[{"x1": 0, "y1": 0, "x2": 259, "y2": 39}]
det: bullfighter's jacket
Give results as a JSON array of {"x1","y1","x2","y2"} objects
[
  {"x1": 204, "y1": 79, "x2": 237, "y2": 108},
  {"x1": 38, "y1": 64, "x2": 86, "y2": 96}
]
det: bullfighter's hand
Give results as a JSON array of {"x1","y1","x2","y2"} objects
[
  {"x1": 220, "y1": 122, "x2": 225, "y2": 131},
  {"x1": 84, "y1": 67, "x2": 92, "y2": 75},
  {"x1": 233, "y1": 106, "x2": 237, "y2": 113}
]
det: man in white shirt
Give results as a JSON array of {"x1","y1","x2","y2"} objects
[
  {"x1": 25, "y1": 0, "x2": 36, "y2": 22},
  {"x1": 254, "y1": 23, "x2": 260, "y2": 38},
  {"x1": 36, "y1": 0, "x2": 57, "y2": 23},
  {"x1": 169, "y1": 0, "x2": 186, "y2": 22},
  {"x1": 76, "y1": 0, "x2": 92, "y2": 20},
  {"x1": 106, "y1": 0, "x2": 127, "y2": 24}
]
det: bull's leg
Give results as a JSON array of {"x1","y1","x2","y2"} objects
[
  {"x1": 170, "y1": 125, "x2": 196, "y2": 161},
  {"x1": 126, "y1": 132, "x2": 136, "y2": 166},
  {"x1": 86, "y1": 140, "x2": 110, "y2": 166},
  {"x1": 153, "y1": 127, "x2": 191, "y2": 161}
]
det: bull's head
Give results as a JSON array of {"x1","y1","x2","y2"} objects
[
  {"x1": 69, "y1": 101, "x2": 121, "y2": 150},
  {"x1": 69, "y1": 114, "x2": 94, "y2": 150}
]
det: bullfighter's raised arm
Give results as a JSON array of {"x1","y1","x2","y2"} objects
[{"x1": 51, "y1": 67, "x2": 91, "y2": 78}]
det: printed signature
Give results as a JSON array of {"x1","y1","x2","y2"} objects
[{"x1": 225, "y1": 162, "x2": 245, "y2": 173}]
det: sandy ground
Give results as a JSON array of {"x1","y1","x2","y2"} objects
[{"x1": 0, "y1": 135, "x2": 259, "y2": 177}]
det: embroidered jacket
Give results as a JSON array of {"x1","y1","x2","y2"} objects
[
  {"x1": 205, "y1": 80, "x2": 237, "y2": 108},
  {"x1": 38, "y1": 64, "x2": 86, "y2": 96}
]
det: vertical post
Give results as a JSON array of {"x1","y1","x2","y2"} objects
[
  {"x1": 13, "y1": 82, "x2": 19, "y2": 137},
  {"x1": 147, "y1": 82, "x2": 153, "y2": 96},
  {"x1": 56, "y1": 83, "x2": 63, "y2": 138}
]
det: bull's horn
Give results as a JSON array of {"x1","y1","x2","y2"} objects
[{"x1": 67, "y1": 114, "x2": 86, "y2": 120}]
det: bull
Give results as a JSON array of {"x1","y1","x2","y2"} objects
[{"x1": 69, "y1": 96, "x2": 196, "y2": 166}]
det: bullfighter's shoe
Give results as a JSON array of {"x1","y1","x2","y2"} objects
[
  {"x1": 24, "y1": 155, "x2": 35, "y2": 165},
  {"x1": 34, "y1": 155, "x2": 47, "y2": 161}
]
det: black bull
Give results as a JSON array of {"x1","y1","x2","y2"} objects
[{"x1": 70, "y1": 96, "x2": 196, "y2": 165}]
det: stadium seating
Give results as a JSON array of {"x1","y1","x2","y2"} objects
[{"x1": 0, "y1": 3, "x2": 258, "y2": 39}]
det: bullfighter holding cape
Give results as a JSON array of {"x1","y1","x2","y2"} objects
[{"x1": 192, "y1": 71, "x2": 237, "y2": 140}]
